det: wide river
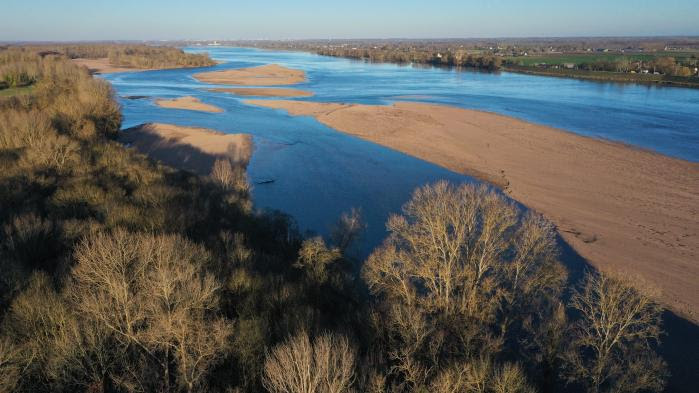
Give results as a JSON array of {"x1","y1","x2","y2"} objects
[{"x1": 104, "y1": 47, "x2": 699, "y2": 257}]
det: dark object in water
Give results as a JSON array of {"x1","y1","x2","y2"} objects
[
  {"x1": 123, "y1": 95, "x2": 149, "y2": 100},
  {"x1": 255, "y1": 178, "x2": 275, "y2": 185}
]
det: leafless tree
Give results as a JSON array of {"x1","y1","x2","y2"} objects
[
  {"x1": 70, "y1": 229, "x2": 233, "y2": 392},
  {"x1": 331, "y1": 208, "x2": 365, "y2": 253},
  {"x1": 0, "y1": 337, "x2": 22, "y2": 393},
  {"x1": 262, "y1": 331, "x2": 356, "y2": 393},
  {"x1": 295, "y1": 237, "x2": 341, "y2": 284},
  {"x1": 363, "y1": 182, "x2": 564, "y2": 388},
  {"x1": 563, "y1": 271, "x2": 668, "y2": 393}
]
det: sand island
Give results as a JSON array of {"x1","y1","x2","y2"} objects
[
  {"x1": 246, "y1": 99, "x2": 699, "y2": 319},
  {"x1": 209, "y1": 87, "x2": 313, "y2": 97},
  {"x1": 194, "y1": 64, "x2": 306, "y2": 86},
  {"x1": 119, "y1": 123, "x2": 251, "y2": 175},
  {"x1": 155, "y1": 96, "x2": 223, "y2": 113}
]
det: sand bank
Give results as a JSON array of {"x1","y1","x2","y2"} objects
[
  {"x1": 72, "y1": 58, "x2": 151, "y2": 75},
  {"x1": 246, "y1": 99, "x2": 699, "y2": 320},
  {"x1": 119, "y1": 123, "x2": 251, "y2": 175},
  {"x1": 155, "y1": 96, "x2": 223, "y2": 113},
  {"x1": 209, "y1": 87, "x2": 313, "y2": 97},
  {"x1": 194, "y1": 64, "x2": 306, "y2": 86}
]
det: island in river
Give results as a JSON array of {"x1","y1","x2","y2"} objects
[
  {"x1": 246, "y1": 99, "x2": 699, "y2": 321},
  {"x1": 155, "y1": 96, "x2": 223, "y2": 113},
  {"x1": 119, "y1": 123, "x2": 251, "y2": 175},
  {"x1": 193, "y1": 64, "x2": 306, "y2": 86}
]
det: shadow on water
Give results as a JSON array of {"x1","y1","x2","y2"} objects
[{"x1": 556, "y1": 236, "x2": 699, "y2": 393}]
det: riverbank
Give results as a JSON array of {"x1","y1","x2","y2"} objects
[
  {"x1": 193, "y1": 64, "x2": 306, "y2": 85},
  {"x1": 155, "y1": 96, "x2": 223, "y2": 112},
  {"x1": 504, "y1": 65, "x2": 699, "y2": 88},
  {"x1": 119, "y1": 123, "x2": 251, "y2": 175},
  {"x1": 246, "y1": 99, "x2": 699, "y2": 320}
]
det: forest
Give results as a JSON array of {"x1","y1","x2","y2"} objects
[{"x1": 0, "y1": 46, "x2": 670, "y2": 393}]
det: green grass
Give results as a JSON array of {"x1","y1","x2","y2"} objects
[
  {"x1": 506, "y1": 52, "x2": 698, "y2": 66},
  {"x1": 0, "y1": 85, "x2": 35, "y2": 97}
]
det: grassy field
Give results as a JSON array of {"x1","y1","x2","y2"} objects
[
  {"x1": 0, "y1": 85, "x2": 35, "y2": 97},
  {"x1": 504, "y1": 65, "x2": 699, "y2": 87},
  {"x1": 507, "y1": 52, "x2": 697, "y2": 66}
]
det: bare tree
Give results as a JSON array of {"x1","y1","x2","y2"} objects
[
  {"x1": 295, "y1": 237, "x2": 341, "y2": 284},
  {"x1": 0, "y1": 337, "x2": 22, "y2": 393},
  {"x1": 563, "y1": 271, "x2": 668, "y2": 393},
  {"x1": 491, "y1": 363, "x2": 535, "y2": 393},
  {"x1": 70, "y1": 229, "x2": 233, "y2": 392},
  {"x1": 262, "y1": 331, "x2": 356, "y2": 393},
  {"x1": 331, "y1": 208, "x2": 365, "y2": 253},
  {"x1": 362, "y1": 182, "x2": 564, "y2": 388}
]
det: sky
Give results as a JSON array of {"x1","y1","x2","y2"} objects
[{"x1": 2, "y1": 0, "x2": 698, "y2": 41}]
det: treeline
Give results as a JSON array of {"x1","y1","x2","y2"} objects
[
  {"x1": 0, "y1": 48, "x2": 671, "y2": 393},
  {"x1": 317, "y1": 47, "x2": 502, "y2": 71},
  {"x1": 2, "y1": 44, "x2": 216, "y2": 73},
  {"x1": 62, "y1": 44, "x2": 216, "y2": 69}
]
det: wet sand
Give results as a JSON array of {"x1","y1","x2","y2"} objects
[
  {"x1": 72, "y1": 58, "x2": 152, "y2": 74},
  {"x1": 194, "y1": 64, "x2": 306, "y2": 86},
  {"x1": 246, "y1": 99, "x2": 699, "y2": 320},
  {"x1": 209, "y1": 87, "x2": 313, "y2": 97},
  {"x1": 155, "y1": 96, "x2": 223, "y2": 113},
  {"x1": 119, "y1": 123, "x2": 251, "y2": 175}
]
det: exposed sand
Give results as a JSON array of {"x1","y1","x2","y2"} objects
[
  {"x1": 155, "y1": 96, "x2": 223, "y2": 113},
  {"x1": 194, "y1": 64, "x2": 306, "y2": 86},
  {"x1": 119, "y1": 123, "x2": 251, "y2": 175},
  {"x1": 72, "y1": 58, "x2": 151, "y2": 74},
  {"x1": 246, "y1": 99, "x2": 699, "y2": 320},
  {"x1": 209, "y1": 87, "x2": 313, "y2": 97}
]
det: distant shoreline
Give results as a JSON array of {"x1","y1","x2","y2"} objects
[{"x1": 246, "y1": 98, "x2": 699, "y2": 321}]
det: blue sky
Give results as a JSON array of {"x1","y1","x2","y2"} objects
[{"x1": 2, "y1": 0, "x2": 698, "y2": 41}]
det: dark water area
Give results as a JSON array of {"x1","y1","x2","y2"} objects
[{"x1": 103, "y1": 47, "x2": 698, "y2": 392}]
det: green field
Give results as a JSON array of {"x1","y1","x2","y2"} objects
[
  {"x1": 507, "y1": 52, "x2": 696, "y2": 66},
  {"x1": 0, "y1": 85, "x2": 35, "y2": 97}
]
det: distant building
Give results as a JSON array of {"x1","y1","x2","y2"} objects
[{"x1": 563, "y1": 63, "x2": 575, "y2": 69}]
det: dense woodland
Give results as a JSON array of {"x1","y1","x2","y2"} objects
[{"x1": 0, "y1": 46, "x2": 672, "y2": 392}]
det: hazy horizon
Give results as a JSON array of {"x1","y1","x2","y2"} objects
[{"x1": 3, "y1": 0, "x2": 698, "y2": 41}]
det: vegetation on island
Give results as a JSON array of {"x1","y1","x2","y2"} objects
[{"x1": 0, "y1": 46, "x2": 674, "y2": 393}]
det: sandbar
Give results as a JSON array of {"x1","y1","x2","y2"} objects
[
  {"x1": 246, "y1": 99, "x2": 699, "y2": 320},
  {"x1": 155, "y1": 96, "x2": 223, "y2": 113},
  {"x1": 119, "y1": 123, "x2": 251, "y2": 175},
  {"x1": 194, "y1": 64, "x2": 306, "y2": 86},
  {"x1": 209, "y1": 87, "x2": 313, "y2": 97}
]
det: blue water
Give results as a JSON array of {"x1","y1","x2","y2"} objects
[{"x1": 103, "y1": 47, "x2": 699, "y2": 255}]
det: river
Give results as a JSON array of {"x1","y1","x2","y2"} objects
[{"x1": 104, "y1": 47, "x2": 698, "y2": 256}]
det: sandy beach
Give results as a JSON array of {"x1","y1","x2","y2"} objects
[
  {"x1": 155, "y1": 96, "x2": 223, "y2": 113},
  {"x1": 246, "y1": 99, "x2": 699, "y2": 320},
  {"x1": 72, "y1": 58, "x2": 152, "y2": 74},
  {"x1": 194, "y1": 64, "x2": 306, "y2": 86},
  {"x1": 209, "y1": 87, "x2": 313, "y2": 97},
  {"x1": 119, "y1": 123, "x2": 251, "y2": 175}
]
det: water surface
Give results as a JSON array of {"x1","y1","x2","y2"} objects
[{"x1": 103, "y1": 47, "x2": 699, "y2": 255}]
